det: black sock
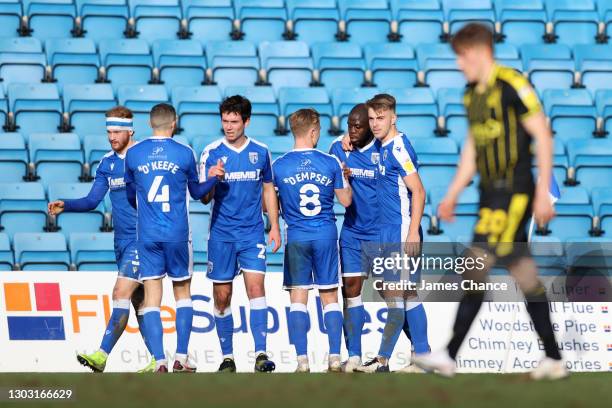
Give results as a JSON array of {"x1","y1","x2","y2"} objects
[
  {"x1": 525, "y1": 286, "x2": 562, "y2": 361},
  {"x1": 402, "y1": 317, "x2": 412, "y2": 343},
  {"x1": 447, "y1": 291, "x2": 485, "y2": 360}
]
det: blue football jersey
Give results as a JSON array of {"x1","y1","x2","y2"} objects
[
  {"x1": 377, "y1": 132, "x2": 419, "y2": 226},
  {"x1": 199, "y1": 137, "x2": 273, "y2": 242},
  {"x1": 97, "y1": 151, "x2": 136, "y2": 239},
  {"x1": 272, "y1": 148, "x2": 347, "y2": 242},
  {"x1": 329, "y1": 136, "x2": 380, "y2": 240},
  {"x1": 124, "y1": 136, "x2": 199, "y2": 242}
]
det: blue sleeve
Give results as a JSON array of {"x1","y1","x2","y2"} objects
[
  {"x1": 126, "y1": 182, "x2": 136, "y2": 209},
  {"x1": 63, "y1": 164, "x2": 109, "y2": 212},
  {"x1": 332, "y1": 157, "x2": 346, "y2": 190},
  {"x1": 124, "y1": 151, "x2": 137, "y2": 209},
  {"x1": 392, "y1": 140, "x2": 418, "y2": 178},
  {"x1": 329, "y1": 141, "x2": 347, "y2": 163},
  {"x1": 186, "y1": 149, "x2": 199, "y2": 184},
  {"x1": 124, "y1": 151, "x2": 134, "y2": 184},
  {"x1": 188, "y1": 177, "x2": 218, "y2": 200},
  {"x1": 263, "y1": 148, "x2": 273, "y2": 183}
]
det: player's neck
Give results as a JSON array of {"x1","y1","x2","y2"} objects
[
  {"x1": 476, "y1": 60, "x2": 496, "y2": 91},
  {"x1": 152, "y1": 131, "x2": 172, "y2": 138},
  {"x1": 381, "y1": 127, "x2": 398, "y2": 145},
  {"x1": 354, "y1": 134, "x2": 374, "y2": 149},
  {"x1": 225, "y1": 134, "x2": 247, "y2": 148},
  {"x1": 294, "y1": 138, "x2": 314, "y2": 150},
  {"x1": 116, "y1": 140, "x2": 135, "y2": 156}
]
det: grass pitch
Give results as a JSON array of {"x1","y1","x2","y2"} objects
[{"x1": 0, "y1": 373, "x2": 608, "y2": 408}]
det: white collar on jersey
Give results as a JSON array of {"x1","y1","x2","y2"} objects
[
  {"x1": 357, "y1": 137, "x2": 377, "y2": 153},
  {"x1": 381, "y1": 132, "x2": 405, "y2": 148},
  {"x1": 222, "y1": 137, "x2": 251, "y2": 153}
]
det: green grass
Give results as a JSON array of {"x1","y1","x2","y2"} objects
[{"x1": 0, "y1": 373, "x2": 609, "y2": 408}]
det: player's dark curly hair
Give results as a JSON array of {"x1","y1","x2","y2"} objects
[{"x1": 219, "y1": 95, "x2": 252, "y2": 123}]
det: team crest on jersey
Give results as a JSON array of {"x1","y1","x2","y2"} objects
[
  {"x1": 371, "y1": 152, "x2": 380, "y2": 164},
  {"x1": 383, "y1": 149, "x2": 388, "y2": 161},
  {"x1": 207, "y1": 261, "x2": 213, "y2": 273},
  {"x1": 249, "y1": 152, "x2": 258, "y2": 164}
]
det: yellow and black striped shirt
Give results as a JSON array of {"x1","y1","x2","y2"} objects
[{"x1": 464, "y1": 63, "x2": 541, "y2": 194}]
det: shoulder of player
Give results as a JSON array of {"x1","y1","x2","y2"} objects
[
  {"x1": 390, "y1": 134, "x2": 418, "y2": 162},
  {"x1": 272, "y1": 150, "x2": 292, "y2": 167},
  {"x1": 316, "y1": 149, "x2": 343, "y2": 168},
  {"x1": 97, "y1": 150, "x2": 115, "y2": 171},
  {"x1": 495, "y1": 65, "x2": 530, "y2": 93},
  {"x1": 248, "y1": 137, "x2": 270, "y2": 153},
  {"x1": 199, "y1": 138, "x2": 224, "y2": 159}
]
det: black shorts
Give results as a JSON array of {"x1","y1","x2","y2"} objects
[{"x1": 471, "y1": 189, "x2": 533, "y2": 263}]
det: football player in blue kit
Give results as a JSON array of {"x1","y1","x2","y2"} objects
[
  {"x1": 48, "y1": 106, "x2": 156, "y2": 373},
  {"x1": 272, "y1": 108, "x2": 352, "y2": 373},
  {"x1": 199, "y1": 96, "x2": 281, "y2": 373},
  {"x1": 124, "y1": 104, "x2": 223, "y2": 373}
]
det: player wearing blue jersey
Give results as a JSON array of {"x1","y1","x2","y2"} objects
[
  {"x1": 48, "y1": 106, "x2": 156, "y2": 373},
  {"x1": 124, "y1": 104, "x2": 221, "y2": 373},
  {"x1": 273, "y1": 108, "x2": 352, "y2": 373},
  {"x1": 199, "y1": 96, "x2": 280, "y2": 373}
]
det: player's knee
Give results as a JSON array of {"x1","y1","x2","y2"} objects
[
  {"x1": 112, "y1": 284, "x2": 133, "y2": 300},
  {"x1": 246, "y1": 283, "x2": 265, "y2": 299},
  {"x1": 342, "y1": 278, "x2": 362, "y2": 298},
  {"x1": 214, "y1": 291, "x2": 232, "y2": 310}
]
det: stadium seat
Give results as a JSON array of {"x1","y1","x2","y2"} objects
[
  {"x1": 311, "y1": 42, "x2": 366, "y2": 90},
  {"x1": 416, "y1": 43, "x2": 465, "y2": 92},
  {"x1": 0, "y1": 0, "x2": 22, "y2": 38},
  {"x1": 234, "y1": 0, "x2": 288, "y2": 44},
  {"x1": 0, "y1": 132, "x2": 27, "y2": 183},
  {"x1": 99, "y1": 39, "x2": 153, "y2": 89},
  {"x1": 76, "y1": 0, "x2": 129, "y2": 42},
  {"x1": 595, "y1": 89, "x2": 612, "y2": 136},
  {"x1": 205, "y1": 41, "x2": 259, "y2": 90},
  {"x1": 592, "y1": 187, "x2": 612, "y2": 234},
  {"x1": 278, "y1": 87, "x2": 332, "y2": 136},
  {"x1": 117, "y1": 85, "x2": 169, "y2": 137},
  {"x1": 45, "y1": 38, "x2": 100, "y2": 87},
  {"x1": 152, "y1": 39, "x2": 206, "y2": 89},
  {"x1": 494, "y1": 43, "x2": 523, "y2": 71},
  {"x1": 331, "y1": 88, "x2": 380, "y2": 133},
  {"x1": 430, "y1": 185, "x2": 479, "y2": 218},
  {"x1": 286, "y1": 0, "x2": 339, "y2": 45},
  {"x1": 182, "y1": 0, "x2": 233, "y2": 42},
  {"x1": 529, "y1": 235, "x2": 565, "y2": 275},
  {"x1": 520, "y1": 44, "x2": 574, "y2": 90},
  {"x1": 128, "y1": 0, "x2": 182, "y2": 42},
  {"x1": 574, "y1": 44, "x2": 612, "y2": 93},
  {"x1": 364, "y1": 43, "x2": 418, "y2": 89},
  {"x1": 13, "y1": 232, "x2": 70, "y2": 270},
  {"x1": 542, "y1": 89, "x2": 596, "y2": 144},
  {"x1": 259, "y1": 41, "x2": 313, "y2": 92},
  {"x1": 48, "y1": 183, "x2": 105, "y2": 238},
  {"x1": 8, "y1": 83, "x2": 62, "y2": 136},
  {"x1": 411, "y1": 137, "x2": 458, "y2": 165},
  {"x1": 69, "y1": 232, "x2": 116, "y2": 271},
  {"x1": 419, "y1": 165, "x2": 457, "y2": 191},
  {"x1": 29, "y1": 133, "x2": 84, "y2": 188},
  {"x1": 549, "y1": 139, "x2": 569, "y2": 183},
  {"x1": 546, "y1": 186, "x2": 594, "y2": 239},
  {"x1": 437, "y1": 87, "x2": 467, "y2": 144},
  {"x1": 172, "y1": 85, "x2": 223, "y2": 137},
  {"x1": 494, "y1": 0, "x2": 546, "y2": 46},
  {"x1": 338, "y1": 0, "x2": 392, "y2": 46},
  {"x1": 0, "y1": 232, "x2": 12, "y2": 270},
  {"x1": 546, "y1": 0, "x2": 599, "y2": 46},
  {"x1": 0, "y1": 182, "x2": 48, "y2": 240},
  {"x1": 192, "y1": 233, "x2": 207, "y2": 272},
  {"x1": 601, "y1": 0, "x2": 612, "y2": 40},
  {"x1": 443, "y1": 0, "x2": 496, "y2": 34},
  {"x1": 262, "y1": 135, "x2": 292, "y2": 160},
  {"x1": 567, "y1": 138, "x2": 612, "y2": 191},
  {"x1": 0, "y1": 38, "x2": 46, "y2": 93},
  {"x1": 63, "y1": 84, "x2": 116, "y2": 137},
  {"x1": 83, "y1": 134, "x2": 111, "y2": 176},
  {"x1": 224, "y1": 86, "x2": 278, "y2": 137},
  {"x1": 23, "y1": 0, "x2": 76, "y2": 40},
  {"x1": 389, "y1": 87, "x2": 438, "y2": 138},
  {"x1": 564, "y1": 236, "x2": 612, "y2": 272},
  {"x1": 191, "y1": 135, "x2": 222, "y2": 158},
  {"x1": 391, "y1": 0, "x2": 444, "y2": 45}
]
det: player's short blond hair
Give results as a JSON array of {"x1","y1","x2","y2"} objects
[
  {"x1": 150, "y1": 103, "x2": 176, "y2": 131},
  {"x1": 289, "y1": 108, "x2": 320, "y2": 137},
  {"x1": 366, "y1": 94, "x2": 396, "y2": 113}
]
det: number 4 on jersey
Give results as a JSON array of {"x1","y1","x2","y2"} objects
[{"x1": 148, "y1": 175, "x2": 171, "y2": 212}]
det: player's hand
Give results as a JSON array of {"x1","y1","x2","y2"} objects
[
  {"x1": 341, "y1": 133, "x2": 353, "y2": 152},
  {"x1": 341, "y1": 162, "x2": 351, "y2": 180},
  {"x1": 48, "y1": 200, "x2": 65, "y2": 216},
  {"x1": 533, "y1": 187, "x2": 555, "y2": 227},
  {"x1": 437, "y1": 196, "x2": 457, "y2": 222},
  {"x1": 404, "y1": 230, "x2": 421, "y2": 258},
  {"x1": 208, "y1": 159, "x2": 225, "y2": 180},
  {"x1": 268, "y1": 224, "x2": 281, "y2": 253}
]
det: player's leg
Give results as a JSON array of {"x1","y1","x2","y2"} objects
[{"x1": 130, "y1": 285, "x2": 156, "y2": 373}]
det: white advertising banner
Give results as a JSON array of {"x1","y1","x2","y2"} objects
[{"x1": 0, "y1": 272, "x2": 610, "y2": 373}]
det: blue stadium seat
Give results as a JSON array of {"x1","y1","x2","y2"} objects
[
  {"x1": 388, "y1": 87, "x2": 438, "y2": 138},
  {"x1": 0, "y1": 232, "x2": 13, "y2": 270},
  {"x1": 564, "y1": 236, "x2": 612, "y2": 271},
  {"x1": 439, "y1": 214, "x2": 477, "y2": 241},
  {"x1": 83, "y1": 134, "x2": 111, "y2": 176},
  {"x1": 13, "y1": 232, "x2": 70, "y2": 270},
  {"x1": 23, "y1": 0, "x2": 76, "y2": 40},
  {"x1": 191, "y1": 135, "x2": 222, "y2": 157},
  {"x1": 419, "y1": 165, "x2": 457, "y2": 190},
  {"x1": 287, "y1": 0, "x2": 339, "y2": 45},
  {"x1": 259, "y1": 41, "x2": 313, "y2": 92},
  {"x1": 117, "y1": 85, "x2": 169, "y2": 137},
  {"x1": 8, "y1": 83, "x2": 62, "y2": 136},
  {"x1": 29, "y1": 133, "x2": 84, "y2": 188},
  {"x1": 172, "y1": 85, "x2": 222, "y2": 137},
  {"x1": 278, "y1": 87, "x2": 332, "y2": 136},
  {"x1": 331, "y1": 88, "x2": 380, "y2": 133},
  {"x1": 0, "y1": 38, "x2": 46, "y2": 94},
  {"x1": 128, "y1": 0, "x2": 181, "y2": 42},
  {"x1": 364, "y1": 43, "x2": 418, "y2": 89},
  {"x1": 391, "y1": 0, "x2": 444, "y2": 45},
  {"x1": 99, "y1": 39, "x2": 153, "y2": 89},
  {"x1": 235, "y1": 0, "x2": 287, "y2": 44},
  {"x1": 312, "y1": 42, "x2": 365, "y2": 90},
  {"x1": 152, "y1": 39, "x2": 206, "y2": 89},
  {"x1": 0, "y1": 182, "x2": 48, "y2": 240},
  {"x1": 542, "y1": 89, "x2": 596, "y2": 144},
  {"x1": 546, "y1": 0, "x2": 599, "y2": 46},
  {"x1": 338, "y1": 0, "x2": 391, "y2": 46},
  {"x1": 76, "y1": 0, "x2": 129, "y2": 42},
  {"x1": 265, "y1": 238, "x2": 283, "y2": 272},
  {"x1": 595, "y1": 89, "x2": 612, "y2": 136},
  {"x1": 182, "y1": 0, "x2": 233, "y2": 42},
  {"x1": 430, "y1": 185, "x2": 479, "y2": 217},
  {"x1": 45, "y1": 38, "x2": 99, "y2": 87},
  {"x1": 494, "y1": 43, "x2": 523, "y2": 71},
  {"x1": 188, "y1": 197, "x2": 209, "y2": 267},
  {"x1": 546, "y1": 186, "x2": 594, "y2": 239},
  {"x1": 592, "y1": 187, "x2": 612, "y2": 234},
  {"x1": 494, "y1": 0, "x2": 546, "y2": 46},
  {"x1": 529, "y1": 235, "x2": 565, "y2": 274},
  {"x1": 262, "y1": 135, "x2": 292, "y2": 161},
  {"x1": 574, "y1": 44, "x2": 612, "y2": 93},
  {"x1": 416, "y1": 43, "x2": 464, "y2": 92},
  {"x1": 550, "y1": 139, "x2": 569, "y2": 183},
  {"x1": 568, "y1": 138, "x2": 612, "y2": 191},
  {"x1": 0, "y1": 0, "x2": 22, "y2": 38},
  {"x1": 437, "y1": 87, "x2": 466, "y2": 143},
  {"x1": 521, "y1": 44, "x2": 574, "y2": 90},
  {"x1": 224, "y1": 86, "x2": 278, "y2": 137},
  {"x1": 443, "y1": 0, "x2": 495, "y2": 34},
  {"x1": 205, "y1": 41, "x2": 259, "y2": 90},
  {"x1": 69, "y1": 232, "x2": 116, "y2": 271},
  {"x1": 63, "y1": 84, "x2": 116, "y2": 137},
  {"x1": 0, "y1": 132, "x2": 27, "y2": 183},
  {"x1": 411, "y1": 137, "x2": 458, "y2": 165},
  {"x1": 48, "y1": 183, "x2": 105, "y2": 238},
  {"x1": 601, "y1": 0, "x2": 612, "y2": 41}
]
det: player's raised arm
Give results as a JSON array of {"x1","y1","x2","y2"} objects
[
  {"x1": 188, "y1": 150, "x2": 222, "y2": 200},
  {"x1": 334, "y1": 161, "x2": 352, "y2": 207},
  {"x1": 48, "y1": 168, "x2": 109, "y2": 215},
  {"x1": 199, "y1": 152, "x2": 219, "y2": 204}
]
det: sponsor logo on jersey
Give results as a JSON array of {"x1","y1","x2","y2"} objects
[
  {"x1": 224, "y1": 169, "x2": 261, "y2": 182},
  {"x1": 109, "y1": 177, "x2": 126, "y2": 189},
  {"x1": 249, "y1": 152, "x2": 258, "y2": 164},
  {"x1": 221, "y1": 156, "x2": 228, "y2": 164},
  {"x1": 152, "y1": 146, "x2": 164, "y2": 155},
  {"x1": 350, "y1": 168, "x2": 376, "y2": 179},
  {"x1": 110, "y1": 162, "x2": 115, "y2": 171}
]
